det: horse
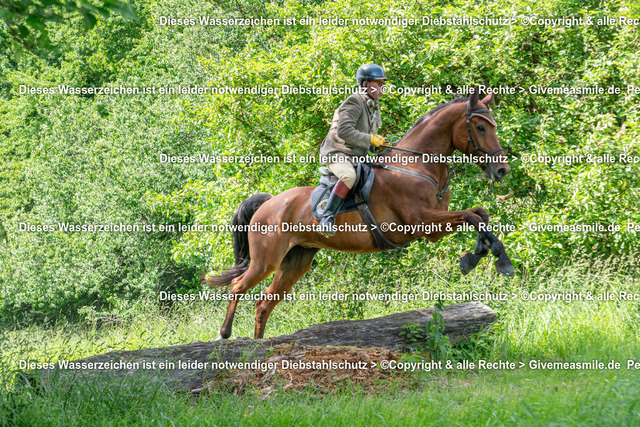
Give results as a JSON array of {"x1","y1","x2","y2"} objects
[{"x1": 205, "y1": 88, "x2": 513, "y2": 340}]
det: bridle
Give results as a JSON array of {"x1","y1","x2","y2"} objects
[
  {"x1": 377, "y1": 100, "x2": 502, "y2": 158},
  {"x1": 465, "y1": 99, "x2": 503, "y2": 157},
  {"x1": 374, "y1": 100, "x2": 503, "y2": 202}
]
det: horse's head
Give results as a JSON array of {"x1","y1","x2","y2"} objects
[{"x1": 453, "y1": 89, "x2": 510, "y2": 182}]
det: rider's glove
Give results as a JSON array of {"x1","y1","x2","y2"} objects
[{"x1": 370, "y1": 134, "x2": 386, "y2": 147}]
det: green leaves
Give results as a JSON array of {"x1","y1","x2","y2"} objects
[
  {"x1": 1, "y1": 0, "x2": 140, "y2": 55},
  {"x1": 400, "y1": 307, "x2": 452, "y2": 361},
  {"x1": 25, "y1": 15, "x2": 46, "y2": 32},
  {"x1": 103, "y1": 0, "x2": 139, "y2": 22},
  {"x1": 2, "y1": 0, "x2": 640, "y2": 324}
]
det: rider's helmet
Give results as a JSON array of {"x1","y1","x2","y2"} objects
[{"x1": 356, "y1": 63, "x2": 387, "y2": 86}]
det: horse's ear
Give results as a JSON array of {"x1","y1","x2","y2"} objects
[
  {"x1": 469, "y1": 86, "x2": 479, "y2": 107},
  {"x1": 481, "y1": 92, "x2": 494, "y2": 105}
]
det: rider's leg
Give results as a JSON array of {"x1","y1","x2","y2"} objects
[{"x1": 318, "y1": 162, "x2": 356, "y2": 238}]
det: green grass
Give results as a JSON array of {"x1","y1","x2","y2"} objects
[
  {"x1": 1, "y1": 260, "x2": 639, "y2": 425},
  {"x1": 2, "y1": 369, "x2": 639, "y2": 426}
]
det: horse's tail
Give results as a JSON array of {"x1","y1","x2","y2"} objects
[{"x1": 203, "y1": 193, "x2": 273, "y2": 287}]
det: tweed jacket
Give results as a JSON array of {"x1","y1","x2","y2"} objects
[{"x1": 319, "y1": 92, "x2": 382, "y2": 164}]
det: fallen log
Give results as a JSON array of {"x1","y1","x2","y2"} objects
[{"x1": 23, "y1": 302, "x2": 496, "y2": 393}]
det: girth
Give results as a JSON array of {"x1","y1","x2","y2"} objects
[
  {"x1": 353, "y1": 192, "x2": 410, "y2": 251},
  {"x1": 327, "y1": 98, "x2": 500, "y2": 250}
]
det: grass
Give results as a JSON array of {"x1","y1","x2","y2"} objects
[
  {"x1": 1, "y1": 258, "x2": 639, "y2": 425},
  {"x1": 2, "y1": 368, "x2": 639, "y2": 425}
]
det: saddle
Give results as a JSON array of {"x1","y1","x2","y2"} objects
[
  {"x1": 310, "y1": 163, "x2": 374, "y2": 220},
  {"x1": 310, "y1": 163, "x2": 409, "y2": 251}
]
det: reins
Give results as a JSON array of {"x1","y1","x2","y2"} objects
[{"x1": 374, "y1": 100, "x2": 501, "y2": 203}]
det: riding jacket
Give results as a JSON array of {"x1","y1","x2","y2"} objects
[{"x1": 319, "y1": 92, "x2": 382, "y2": 164}]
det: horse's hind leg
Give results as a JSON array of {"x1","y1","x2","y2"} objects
[
  {"x1": 254, "y1": 247, "x2": 319, "y2": 339},
  {"x1": 217, "y1": 241, "x2": 290, "y2": 340},
  {"x1": 217, "y1": 265, "x2": 272, "y2": 340}
]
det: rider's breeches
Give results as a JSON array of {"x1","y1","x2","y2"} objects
[{"x1": 327, "y1": 161, "x2": 356, "y2": 189}]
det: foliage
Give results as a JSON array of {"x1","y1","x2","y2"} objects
[
  {"x1": 1, "y1": 0, "x2": 639, "y2": 322},
  {"x1": 400, "y1": 302, "x2": 452, "y2": 360},
  {"x1": 1, "y1": 0, "x2": 139, "y2": 55},
  {"x1": 0, "y1": 267, "x2": 639, "y2": 424}
]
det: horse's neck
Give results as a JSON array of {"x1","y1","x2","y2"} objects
[
  {"x1": 398, "y1": 112, "x2": 456, "y2": 156},
  {"x1": 393, "y1": 111, "x2": 456, "y2": 178}
]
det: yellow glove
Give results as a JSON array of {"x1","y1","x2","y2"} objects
[{"x1": 370, "y1": 134, "x2": 386, "y2": 147}]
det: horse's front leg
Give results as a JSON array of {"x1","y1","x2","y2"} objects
[
  {"x1": 460, "y1": 232, "x2": 491, "y2": 275},
  {"x1": 467, "y1": 207, "x2": 514, "y2": 276},
  {"x1": 418, "y1": 207, "x2": 514, "y2": 276},
  {"x1": 475, "y1": 230, "x2": 514, "y2": 276}
]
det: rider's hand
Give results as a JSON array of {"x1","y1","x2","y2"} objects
[{"x1": 370, "y1": 134, "x2": 386, "y2": 147}]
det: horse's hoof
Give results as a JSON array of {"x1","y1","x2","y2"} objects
[
  {"x1": 474, "y1": 241, "x2": 490, "y2": 257},
  {"x1": 490, "y1": 240, "x2": 503, "y2": 257},
  {"x1": 214, "y1": 333, "x2": 227, "y2": 341},
  {"x1": 460, "y1": 252, "x2": 479, "y2": 275},
  {"x1": 495, "y1": 259, "x2": 514, "y2": 276}
]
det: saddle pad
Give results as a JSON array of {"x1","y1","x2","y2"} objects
[{"x1": 310, "y1": 163, "x2": 375, "y2": 220}]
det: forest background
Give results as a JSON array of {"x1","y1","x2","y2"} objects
[{"x1": 1, "y1": 0, "x2": 639, "y2": 325}]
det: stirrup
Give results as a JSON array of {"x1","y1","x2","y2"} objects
[{"x1": 318, "y1": 216, "x2": 336, "y2": 237}]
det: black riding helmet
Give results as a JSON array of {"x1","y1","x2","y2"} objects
[{"x1": 356, "y1": 63, "x2": 387, "y2": 86}]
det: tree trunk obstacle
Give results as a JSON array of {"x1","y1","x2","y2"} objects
[{"x1": 24, "y1": 302, "x2": 496, "y2": 393}]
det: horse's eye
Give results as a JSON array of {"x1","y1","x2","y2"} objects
[{"x1": 476, "y1": 125, "x2": 485, "y2": 132}]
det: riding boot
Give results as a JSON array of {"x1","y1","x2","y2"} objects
[{"x1": 318, "y1": 180, "x2": 350, "y2": 238}]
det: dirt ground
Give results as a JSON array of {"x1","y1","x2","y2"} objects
[{"x1": 204, "y1": 341, "x2": 410, "y2": 397}]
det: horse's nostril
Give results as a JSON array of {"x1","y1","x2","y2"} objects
[{"x1": 496, "y1": 167, "x2": 507, "y2": 178}]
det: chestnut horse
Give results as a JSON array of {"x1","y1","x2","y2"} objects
[{"x1": 206, "y1": 89, "x2": 513, "y2": 339}]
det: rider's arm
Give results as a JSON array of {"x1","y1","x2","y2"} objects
[{"x1": 336, "y1": 95, "x2": 374, "y2": 151}]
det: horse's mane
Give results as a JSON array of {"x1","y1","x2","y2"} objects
[{"x1": 403, "y1": 97, "x2": 467, "y2": 137}]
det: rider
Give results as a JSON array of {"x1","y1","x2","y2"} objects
[{"x1": 317, "y1": 63, "x2": 388, "y2": 237}]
